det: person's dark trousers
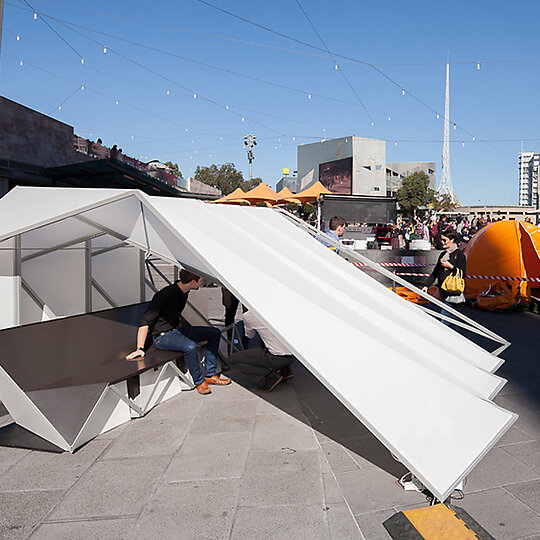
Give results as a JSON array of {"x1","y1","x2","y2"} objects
[
  {"x1": 227, "y1": 349, "x2": 294, "y2": 379},
  {"x1": 224, "y1": 296, "x2": 240, "y2": 343},
  {"x1": 153, "y1": 326, "x2": 221, "y2": 386}
]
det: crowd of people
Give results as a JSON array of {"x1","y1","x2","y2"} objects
[{"x1": 390, "y1": 214, "x2": 495, "y2": 250}]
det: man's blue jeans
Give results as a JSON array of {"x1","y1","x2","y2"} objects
[{"x1": 153, "y1": 327, "x2": 221, "y2": 386}]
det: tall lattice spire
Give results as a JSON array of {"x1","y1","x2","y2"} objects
[{"x1": 438, "y1": 62, "x2": 455, "y2": 202}]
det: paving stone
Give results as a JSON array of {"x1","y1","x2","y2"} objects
[
  {"x1": 354, "y1": 508, "x2": 395, "y2": 540},
  {"x1": 164, "y1": 431, "x2": 251, "y2": 481},
  {"x1": 505, "y1": 479, "x2": 540, "y2": 514},
  {"x1": 134, "y1": 479, "x2": 240, "y2": 540},
  {"x1": 0, "y1": 440, "x2": 110, "y2": 491},
  {"x1": 230, "y1": 504, "x2": 329, "y2": 540},
  {"x1": 503, "y1": 440, "x2": 540, "y2": 474},
  {"x1": 465, "y1": 447, "x2": 539, "y2": 492},
  {"x1": 457, "y1": 487, "x2": 540, "y2": 540},
  {"x1": 308, "y1": 411, "x2": 373, "y2": 443},
  {"x1": 101, "y1": 417, "x2": 191, "y2": 460},
  {"x1": 143, "y1": 390, "x2": 203, "y2": 421},
  {"x1": 202, "y1": 380, "x2": 259, "y2": 402},
  {"x1": 250, "y1": 413, "x2": 318, "y2": 452},
  {"x1": 187, "y1": 398, "x2": 258, "y2": 435},
  {"x1": 255, "y1": 388, "x2": 305, "y2": 415},
  {"x1": 94, "y1": 421, "x2": 129, "y2": 441},
  {"x1": 322, "y1": 472, "x2": 346, "y2": 505},
  {"x1": 326, "y1": 503, "x2": 363, "y2": 539},
  {"x1": 238, "y1": 469, "x2": 324, "y2": 507},
  {"x1": 320, "y1": 440, "x2": 362, "y2": 474},
  {"x1": 244, "y1": 448, "x2": 320, "y2": 476},
  {"x1": 0, "y1": 490, "x2": 64, "y2": 540},
  {"x1": 496, "y1": 425, "x2": 536, "y2": 447},
  {"x1": 48, "y1": 457, "x2": 170, "y2": 520},
  {"x1": 31, "y1": 517, "x2": 137, "y2": 539},
  {"x1": 0, "y1": 446, "x2": 30, "y2": 476},
  {"x1": 335, "y1": 467, "x2": 425, "y2": 515}
]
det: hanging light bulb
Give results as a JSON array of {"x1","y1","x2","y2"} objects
[
  {"x1": 225, "y1": 105, "x2": 229, "y2": 110},
  {"x1": 334, "y1": 63, "x2": 338, "y2": 70},
  {"x1": 241, "y1": 116, "x2": 245, "y2": 122},
  {"x1": 388, "y1": 116, "x2": 391, "y2": 121},
  {"x1": 322, "y1": 128, "x2": 326, "y2": 132},
  {"x1": 81, "y1": 84, "x2": 85, "y2": 90},
  {"x1": 453, "y1": 123, "x2": 456, "y2": 130},
  {"x1": 33, "y1": 11, "x2": 38, "y2": 20},
  {"x1": 462, "y1": 141, "x2": 465, "y2": 147},
  {"x1": 191, "y1": 139, "x2": 194, "y2": 143},
  {"x1": 219, "y1": 136, "x2": 223, "y2": 141},
  {"x1": 278, "y1": 138, "x2": 281, "y2": 142},
  {"x1": 472, "y1": 136, "x2": 476, "y2": 142},
  {"x1": 436, "y1": 113, "x2": 440, "y2": 119},
  {"x1": 19, "y1": 59, "x2": 23, "y2": 66},
  {"x1": 193, "y1": 93, "x2": 197, "y2": 99},
  {"x1": 371, "y1": 121, "x2": 374, "y2": 127},
  {"x1": 209, "y1": 154, "x2": 212, "y2": 158},
  {"x1": 103, "y1": 46, "x2": 107, "y2": 54},
  {"x1": 166, "y1": 89, "x2": 170, "y2": 95},
  {"x1": 115, "y1": 100, "x2": 119, "y2": 105},
  {"x1": 394, "y1": 141, "x2": 398, "y2": 147},
  {"x1": 308, "y1": 93, "x2": 311, "y2": 99},
  {"x1": 402, "y1": 88, "x2": 405, "y2": 96},
  {"x1": 274, "y1": 145, "x2": 278, "y2": 149},
  {"x1": 16, "y1": 34, "x2": 20, "y2": 41},
  {"x1": 185, "y1": 128, "x2": 188, "y2": 132},
  {"x1": 58, "y1": 105, "x2": 62, "y2": 110},
  {"x1": 81, "y1": 57, "x2": 85, "y2": 64},
  {"x1": 131, "y1": 135, "x2": 134, "y2": 139},
  {"x1": 292, "y1": 136, "x2": 295, "y2": 141},
  {"x1": 476, "y1": 62, "x2": 480, "y2": 71}
]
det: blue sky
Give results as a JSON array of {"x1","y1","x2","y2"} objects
[{"x1": 1, "y1": 0, "x2": 540, "y2": 204}]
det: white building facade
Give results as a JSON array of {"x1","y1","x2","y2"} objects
[{"x1": 519, "y1": 152, "x2": 539, "y2": 207}]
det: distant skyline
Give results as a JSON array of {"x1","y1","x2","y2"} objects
[{"x1": 2, "y1": 1, "x2": 540, "y2": 205}]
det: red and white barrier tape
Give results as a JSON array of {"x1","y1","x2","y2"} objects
[
  {"x1": 353, "y1": 262, "x2": 432, "y2": 267},
  {"x1": 390, "y1": 272, "x2": 540, "y2": 282}
]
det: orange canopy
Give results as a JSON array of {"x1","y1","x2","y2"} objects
[
  {"x1": 464, "y1": 220, "x2": 540, "y2": 301},
  {"x1": 293, "y1": 181, "x2": 332, "y2": 203},
  {"x1": 276, "y1": 187, "x2": 301, "y2": 205},
  {"x1": 242, "y1": 182, "x2": 279, "y2": 204},
  {"x1": 210, "y1": 187, "x2": 246, "y2": 204}
]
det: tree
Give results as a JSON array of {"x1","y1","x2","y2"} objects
[
  {"x1": 194, "y1": 163, "x2": 263, "y2": 195},
  {"x1": 432, "y1": 192, "x2": 457, "y2": 212},
  {"x1": 164, "y1": 161, "x2": 183, "y2": 179},
  {"x1": 286, "y1": 202, "x2": 300, "y2": 213},
  {"x1": 397, "y1": 171, "x2": 434, "y2": 216}
]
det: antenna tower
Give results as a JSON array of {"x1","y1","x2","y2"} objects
[{"x1": 438, "y1": 62, "x2": 455, "y2": 202}]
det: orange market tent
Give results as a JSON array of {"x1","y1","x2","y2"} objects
[
  {"x1": 242, "y1": 182, "x2": 279, "y2": 205},
  {"x1": 276, "y1": 187, "x2": 301, "y2": 205},
  {"x1": 210, "y1": 187, "x2": 246, "y2": 204},
  {"x1": 464, "y1": 220, "x2": 540, "y2": 304},
  {"x1": 293, "y1": 181, "x2": 332, "y2": 204}
]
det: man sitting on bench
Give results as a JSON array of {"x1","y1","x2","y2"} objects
[{"x1": 126, "y1": 269, "x2": 231, "y2": 395}]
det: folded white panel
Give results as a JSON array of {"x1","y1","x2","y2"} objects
[{"x1": 146, "y1": 196, "x2": 517, "y2": 501}]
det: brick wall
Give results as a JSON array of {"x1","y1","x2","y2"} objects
[{"x1": 0, "y1": 97, "x2": 93, "y2": 167}]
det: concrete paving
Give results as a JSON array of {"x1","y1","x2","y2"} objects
[{"x1": 0, "y1": 302, "x2": 539, "y2": 539}]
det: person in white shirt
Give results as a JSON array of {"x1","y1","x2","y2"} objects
[{"x1": 228, "y1": 310, "x2": 296, "y2": 392}]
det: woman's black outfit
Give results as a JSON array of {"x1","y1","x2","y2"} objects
[{"x1": 425, "y1": 246, "x2": 466, "y2": 301}]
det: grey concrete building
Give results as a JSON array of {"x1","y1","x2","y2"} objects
[
  {"x1": 386, "y1": 161, "x2": 436, "y2": 197},
  {"x1": 297, "y1": 136, "x2": 435, "y2": 197},
  {"x1": 276, "y1": 175, "x2": 302, "y2": 193}
]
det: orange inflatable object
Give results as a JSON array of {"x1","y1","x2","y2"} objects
[
  {"x1": 464, "y1": 220, "x2": 540, "y2": 306},
  {"x1": 391, "y1": 286, "x2": 430, "y2": 304}
]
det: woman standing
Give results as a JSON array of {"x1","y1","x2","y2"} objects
[{"x1": 422, "y1": 228, "x2": 466, "y2": 325}]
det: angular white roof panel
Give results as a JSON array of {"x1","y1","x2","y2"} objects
[{"x1": 0, "y1": 187, "x2": 517, "y2": 502}]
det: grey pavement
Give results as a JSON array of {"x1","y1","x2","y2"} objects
[{"x1": 0, "y1": 303, "x2": 539, "y2": 538}]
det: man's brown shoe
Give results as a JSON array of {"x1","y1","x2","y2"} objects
[
  {"x1": 205, "y1": 375, "x2": 231, "y2": 386},
  {"x1": 196, "y1": 381, "x2": 211, "y2": 395}
]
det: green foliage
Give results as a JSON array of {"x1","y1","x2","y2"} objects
[
  {"x1": 397, "y1": 171, "x2": 434, "y2": 216},
  {"x1": 194, "y1": 163, "x2": 262, "y2": 195},
  {"x1": 432, "y1": 192, "x2": 457, "y2": 212},
  {"x1": 255, "y1": 201, "x2": 268, "y2": 207},
  {"x1": 286, "y1": 202, "x2": 300, "y2": 213},
  {"x1": 302, "y1": 203, "x2": 316, "y2": 217},
  {"x1": 164, "y1": 161, "x2": 183, "y2": 179}
]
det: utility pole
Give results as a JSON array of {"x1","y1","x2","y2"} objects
[{"x1": 243, "y1": 134, "x2": 257, "y2": 180}]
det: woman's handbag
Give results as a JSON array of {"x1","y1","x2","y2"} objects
[{"x1": 441, "y1": 269, "x2": 465, "y2": 296}]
